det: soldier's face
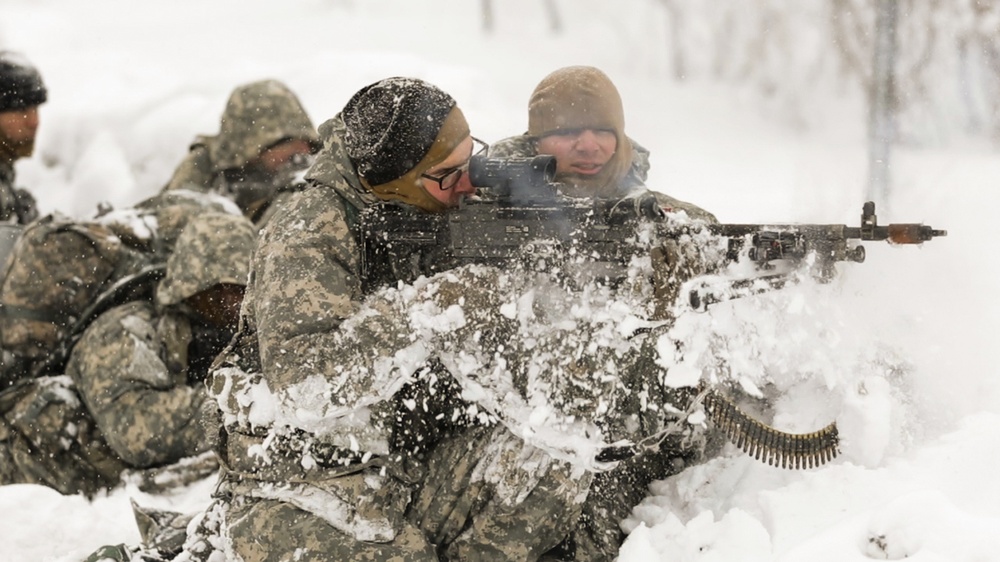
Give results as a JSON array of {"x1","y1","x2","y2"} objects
[
  {"x1": 185, "y1": 283, "x2": 245, "y2": 329},
  {"x1": 421, "y1": 135, "x2": 476, "y2": 208},
  {"x1": 0, "y1": 106, "x2": 40, "y2": 157},
  {"x1": 536, "y1": 128, "x2": 617, "y2": 177},
  {"x1": 256, "y1": 138, "x2": 314, "y2": 173}
]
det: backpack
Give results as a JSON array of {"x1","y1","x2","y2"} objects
[
  {"x1": 0, "y1": 215, "x2": 159, "y2": 375},
  {"x1": 0, "y1": 191, "x2": 244, "y2": 385}
]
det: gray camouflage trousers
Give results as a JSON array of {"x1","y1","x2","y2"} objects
[
  {"x1": 196, "y1": 425, "x2": 593, "y2": 562},
  {"x1": 0, "y1": 377, "x2": 127, "y2": 496}
]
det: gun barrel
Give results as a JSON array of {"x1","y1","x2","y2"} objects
[
  {"x1": 882, "y1": 224, "x2": 947, "y2": 244},
  {"x1": 711, "y1": 223, "x2": 947, "y2": 244}
]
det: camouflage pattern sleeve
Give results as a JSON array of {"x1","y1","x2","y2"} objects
[
  {"x1": 162, "y1": 143, "x2": 215, "y2": 193},
  {"x1": 66, "y1": 302, "x2": 210, "y2": 468},
  {"x1": 248, "y1": 186, "x2": 421, "y2": 413},
  {"x1": 0, "y1": 375, "x2": 129, "y2": 496}
]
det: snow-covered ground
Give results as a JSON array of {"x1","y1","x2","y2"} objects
[{"x1": 1, "y1": 1, "x2": 997, "y2": 560}]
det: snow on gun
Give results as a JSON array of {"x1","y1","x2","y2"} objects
[
  {"x1": 688, "y1": 201, "x2": 948, "y2": 310},
  {"x1": 359, "y1": 155, "x2": 947, "y2": 470}
]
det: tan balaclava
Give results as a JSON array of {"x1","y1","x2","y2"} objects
[
  {"x1": 528, "y1": 66, "x2": 632, "y2": 198},
  {"x1": 343, "y1": 77, "x2": 470, "y2": 213}
]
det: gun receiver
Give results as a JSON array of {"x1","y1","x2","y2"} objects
[{"x1": 360, "y1": 154, "x2": 664, "y2": 291}]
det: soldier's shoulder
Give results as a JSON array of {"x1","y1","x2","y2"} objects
[
  {"x1": 69, "y1": 302, "x2": 157, "y2": 377},
  {"x1": 260, "y1": 185, "x2": 354, "y2": 246},
  {"x1": 163, "y1": 141, "x2": 216, "y2": 192},
  {"x1": 81, "y1": 301, "x2": 157, "y2": 341},
  {"x1": 487, "y1": 135, "x2": 535, "y2": 159},
  {"x1": 274, "y1": 184, "x2": 349, "y2": 222},
  {"x1": 626, "y1": 136, "x2": 651, "y2": 184},
  {"x1": 650, "y1": 191, "x2": 719, "y2": 224}
]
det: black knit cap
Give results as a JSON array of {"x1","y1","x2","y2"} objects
[
  {"x1": 0, "y1": 51, "x2": 47, "y2": 113},
  {"x1": 342, "y1": 77, "x2": 455, "y2": 186}
]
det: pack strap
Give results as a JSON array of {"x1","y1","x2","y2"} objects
[
  {"x1": 30, "y1": 264, "x2": 167, "y2": 377},
  {"x1": 0, "y1": 303, "x2": 60, "y2": 323}
]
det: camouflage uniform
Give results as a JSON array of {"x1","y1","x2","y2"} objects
[
  {"x1": 0, "y1": 375, "x2": 127, "y2": 496},
  {"x1": 546, "y1": 347, "x2": 720, "y2": 562},
  {"x1": 488, "y1": 134, "x2": 717, "y2": 224},
  {"x1": 162, "y1": 80, "x2": 320, "y2": 225},
  {"x1": 66, "y1": 212, "x2": 254, "y2": 467},
  {"x1": 0, "y1": 212, "x2": 255, "y2": 496},
  {"x1": 203, "y1": 114, "x2": 591, "y2": 562},
  {"x1": 0, "y1": 159, "x2": 38, "y2": 224},
  {"x1": 0, "y1": 189, "x2": 242, "y2": 389},
  {"x1": 489, "y1": 134, "x2": 719, "y2": 561}
]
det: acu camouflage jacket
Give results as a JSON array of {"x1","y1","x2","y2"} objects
[
  {"x1": 213, "y1": 113, "x2": 449, "y2": 483},
  {"x1": 66, "y1": 301, "x2": 221, "y2": 468},
  {"x1": 0, "y1": 160, "x2": 38, "y2": 224}
]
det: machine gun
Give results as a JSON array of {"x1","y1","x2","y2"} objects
[
  {"x1": 361, "y1": 155, "x2": 946, "y2": 296},
  {"x1": 359, "y1": 155, "x2": 947, "y2": 470}
]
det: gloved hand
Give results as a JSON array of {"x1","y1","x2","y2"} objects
[{"x1": 650, "y1": 238, "x2": 707, "y2": 321}]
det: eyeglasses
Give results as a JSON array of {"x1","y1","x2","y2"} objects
[{"x1": 421, "y1": 137, "x2": 488, "y2": 191}]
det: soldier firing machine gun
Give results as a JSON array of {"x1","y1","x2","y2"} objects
[{"x1": 359, "y1": 155, "x2": 947, "y2": 470}]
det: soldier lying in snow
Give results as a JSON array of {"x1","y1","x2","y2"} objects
[{"x1": 0, "y1": 212, "x2": 255, "y2": 497}]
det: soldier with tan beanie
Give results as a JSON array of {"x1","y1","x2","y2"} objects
[
  {"x1": 489, "y1": 66, "x2": 721, "y2": 561},
  {"x1": 490, "y1": 65, "x2": 716, "y2": 222}
]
